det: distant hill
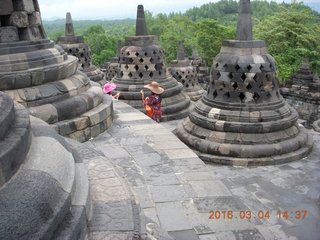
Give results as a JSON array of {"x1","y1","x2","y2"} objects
[
  {"x1": 43, "y1": 18, "x2": 135, "y2": 40},
  {"x1": 184, "y1": 0, "x2": 320, "y2": 27},
  {"x1": 43, "y1": 0, "x2": 319, "y2": 40}
]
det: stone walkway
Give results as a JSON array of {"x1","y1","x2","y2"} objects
[{"x1": 86, "y1": 100, "x2": 320, "y2": 240}]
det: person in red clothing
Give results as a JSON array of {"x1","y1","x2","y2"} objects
[{"x1": 140, "y1": 82, "x2": 164, "y2": 123}]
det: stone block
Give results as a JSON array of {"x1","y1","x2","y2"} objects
[
  {"x1": 13, "y1": 0, "x2": 35, "y2": 13},
  {"x1": 9, "y1": 11, "x2": 29, "y2": 28},
  {"x1": 0, "y1": 74, "x2": 15, "y2": 90},
  {"x1": 28, "y1": 11, "x2": 41, "y2": 25},
  {"x1": 0, "y1": 0, "x2": 13, "y2": 15},
  {"x1": 19, "y1": 25, "x2": 42, "y2": 41},
  {"x1": 0, "y1": 27, "x2": 19, "y2": 43}
]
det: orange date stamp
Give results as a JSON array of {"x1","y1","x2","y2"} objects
[{"x1": 208, "y1": 210, "x2": 307, "y2": 220}]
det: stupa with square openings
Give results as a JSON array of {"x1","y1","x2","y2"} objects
[
  {"x1": 176, "y1": 0, "x2": 313, "y2": 166},
  {"x1": 112, "y1": 5, "x2": 191, "y2": 121}
]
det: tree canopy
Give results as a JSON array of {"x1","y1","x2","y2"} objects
[
  {"x1": 254, "y1": 3, "x2": 320, "y2": 81},
  {"x1": 43, "y1": 0, "x2": 320, "y2": 82}
]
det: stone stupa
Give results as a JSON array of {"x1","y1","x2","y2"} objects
[
  {"x1": 168, "y1": 41, "x2": 205, "y2": 101},
  {"x1": 190, "y1": 49, "x2": 210, "y2": 90},
  {"x1": 176, "y1": 0, "x2": 313, "y2": 166},
  {"x1": 0, "y1": 3, "x2": 113, "y2": 142},
  {"x1": 0, "y1": 91, "x2": 90, "y2": 239},
  {"x1": 102, "y1": 40, "x2": 121, "y2": 81},
  {"x1": 280, "y1": 59, "x2": 320, "y2": 126},
  {"x1": 57, "y1": 12, "x2": 106, "y2": 85},
  {"x1": 112, "y1": 5, "x2": 191, "y2": 121}
]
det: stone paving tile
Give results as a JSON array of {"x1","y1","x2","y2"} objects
[
  {"x1": 164, "y1": 148, "x2": 198, "y2": 159},
  {"x1": 132, "y1": 152, "x2": 169, "y2": 167},
  {"x1": 88, "y1": 231, "x2": 135, "y2": 240},
  {"x1": 188, "y1": 180, "x2": 232, "y2": 198},
  {"x1": 150, "y1": 185, "x2": 188, "y2": 203},
  {"x1": 156, "y1": 202, "x2": 193, "y2": 231},
  {"x1": 89, "y1": 101, "x2": 320, "y2": 240},
  {"x1": 143, "y1": 207, "x2": 160, "y2": 225},
  {"x1": 90, "y1": 201, "x2": 134, "y2": 231},
  {"x1": 169, "y1": 229, "x2": 200, "y2": 240},
  {"x1": 133, "y1": 186, "x2": 154, "y2": 209},
  {"x1": 96, "y1": 145, "x2": 131, "y2": 159}
]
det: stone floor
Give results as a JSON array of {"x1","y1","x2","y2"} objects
[{"x1": 85, "y1": 99, "x2": 320, "y2": 240}]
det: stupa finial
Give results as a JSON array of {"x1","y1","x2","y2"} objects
[
  {"x1": 136, "y1": 5, "x2": 148, "y2": 36},
  {"x1": 117, "y1": 40, "x2": 122, "y2": 58},
  {"x1": 65, "y1": 12, "x2": 75, "y2": 37},
  {"x1": 236, "y1": 0, "x2": 253, "y2": 41},
  {"x1": 177, "y1": 41, "x2": 186, "y2": 60}
]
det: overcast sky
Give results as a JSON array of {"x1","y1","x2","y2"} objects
[{"x1": 38, "y1": 0, "x2": 320, "y2": 20}]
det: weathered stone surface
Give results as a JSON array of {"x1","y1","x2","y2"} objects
[
  {"x1": 9, "y1": 11, "x2": 29, "y2": 28},
  {"x1": 0, "y1": 27, "x2": 19, "y2": 43},
  {"x1": 28, "y1": 11, "x2": 41, "y2": 25},
  {"x1": 0, "y1": 107, "x2": 90, "y2": 239},
  {"x1": 19, "y1": 25, "x2": 43, "y2": 41},
  {"x1": 13, "y1": 0, "x2": 35, "y2": 13},
  {"x1": 0, "y1": 0, "x2": 13, "y2": 15}
]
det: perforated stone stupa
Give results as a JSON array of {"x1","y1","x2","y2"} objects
[
  {"x1": 168, "y1": 41, "x2": 205, "y2": 101},
  {"x1": 57, "y1": 12, "x2": 106, "y2": 85},
  {"x1": 191, "y1": 49, "x2": 210, "y2": 90},
  {"x1": 112, "y1": 5, "x2": 191, "y2": 121},
  {"x1": 0, "y1": 2, "x2": 113, "y2": 142},
  {"x1": 101, "y1": 40, "x2": 121, "y2": 81},
  {"x1": 0, "y1": 92, "x2": 90, "y2": 239},
  {"x1": 280, "y1": 59, "x2": 320, "y2": 126},
  {"x1": 176, "y1": 0, "x2": 313, "y2": 166}
]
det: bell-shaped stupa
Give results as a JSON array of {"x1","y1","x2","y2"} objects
[
  {"x1": 102, "y1": 40, "x2": 121, "y2": 81},
  {"x1": 176, "y1": 0, "x2": 313, "y2": 166},
  {"x1": 57, "y1": 12, "x2": 106, "y2": 85},
  {"x1": 168, "y1": 41, "x2": 205, "y2": 101},
  {"x1": 190, "y1": 49, "x2": 210, "y2": 90},
  {"x1": 280, "y1": 59, "x2": 320, "y2": 125},
  {"x1": 112, "y1": 5, "x2": 191, "y2": 121},
  {"x1": 0, "y1": 2, "x2": 113, "y2": 142}
]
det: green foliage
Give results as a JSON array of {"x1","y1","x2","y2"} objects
[
  {"x1": 43, "y1": 0, "x2": 320, "y2": 80},
  {"x1": 194, "y1": 19, "x2": 235, "y2": 65},
  {"x1": 254, "y1": 3, "x2": 320, "y2": 82},
  {"x1": 159, "y1": 16, "x2": 197, "y2": 63},
  {"x1": 185, "y1": 0, "x2": 320, "y2": 27},
  {"x1": 83, "y1": 25, "x2": 118, "y2": 65}
]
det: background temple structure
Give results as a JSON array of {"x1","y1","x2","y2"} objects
[
  {"x1": 280, "y1": 59, "x2": 320, "y2": 128},
  {"x1": 57, "y1": 12, "x2": 106, "y2": 85},
  {"x1": 101, "y1": 40, "x2": 121, "y2": 81},
  {"x1": 0, "y1": 2, "x2": 113, "y2": 142},
  {"x1": 112, "y1": 5, "x2": 191, "y2": 121},
  {"x1": 168, "y1": 41, "x2": 205, "y2": 101},
  {"x1": 190, "y1": 49, "x2": 210, "y2": 90},
  {"x1": 176, "y1": 0, "x2": 313, "y2": 166}
]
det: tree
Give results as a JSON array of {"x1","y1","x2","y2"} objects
[
  {"x1": 254, "y1": 3, "x2": 320, "y2": 82},
  {"x1": 159, "y1": 16, "x2": 197, "y2": 63},
  {"x1": 195, "y1": 19, "x2": 235, "y2": 65},
  {"x1": 83, "y1": 25, "x2": 118, "y2": 65}
]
